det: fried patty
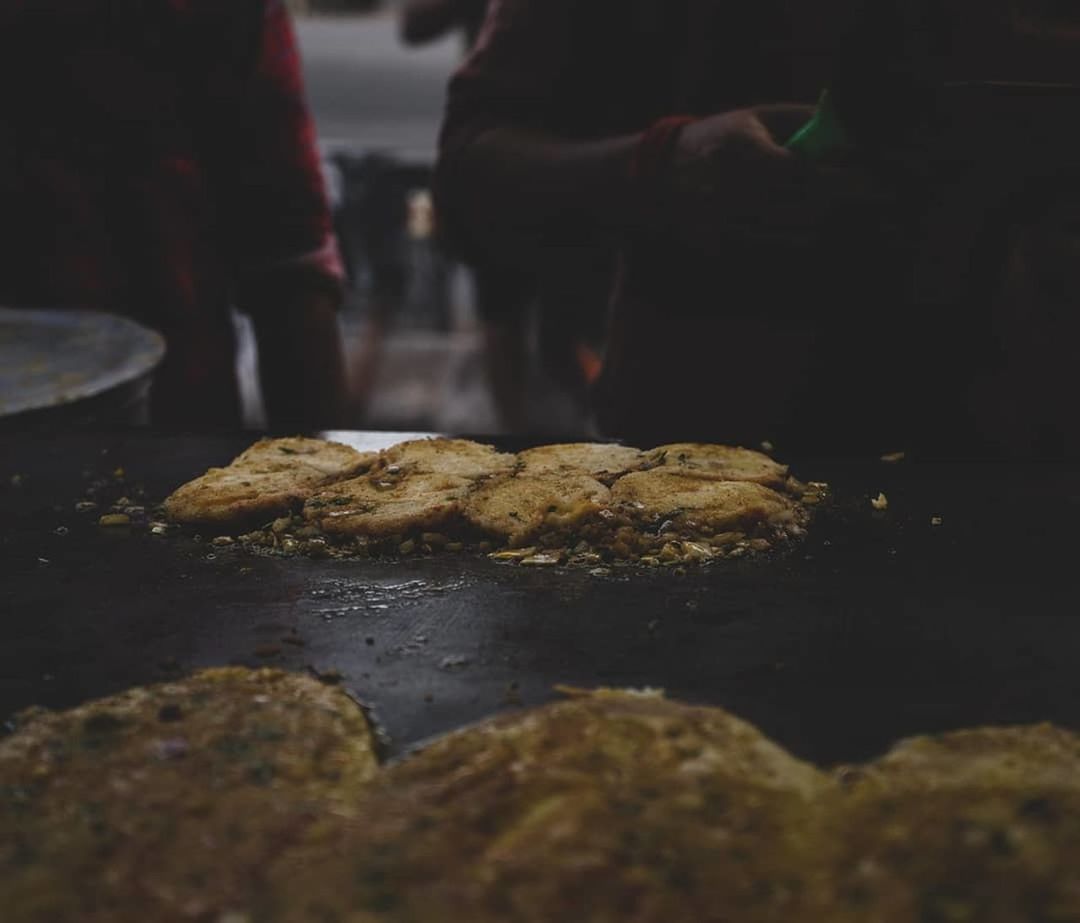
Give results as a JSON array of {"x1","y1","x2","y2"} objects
[
  {"x1": 10, "y1": 661, "x2": 1078, "y2": 923},
  {"x1": 305, "y1": 471, "x2": 472, "y2": 538},
  {"x1": 833, "y1": 724, "x2": 1080, "y2": 923},
  {"x1": 516, "y1": 442, "x2": 651, "y2": 485},
  {"x1": 652, "y1": 443, "x2": 789, "y2": 488},
  {"x1": 164, "y1": 437, "x2": 375, "y2": 527},
  {"x1": 0, "y1": 668, "x2": 378, "y2": 923},
  {"x1": 610, "y1": 469, "x2": 803, "y2": 537},
  {"x1": 463, "y1": 472, "x2": 610, "y2": 547},
  {"x1": 260, "y1": 690, "x2": 836, "y2": 922},
  {"x1": 375, "y1": 438, "x2": 516, "y2": 480}
]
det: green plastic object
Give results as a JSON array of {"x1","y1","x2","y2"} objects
[{"x1": 785, "y1": 90, "x2": 853, "y2": 160}]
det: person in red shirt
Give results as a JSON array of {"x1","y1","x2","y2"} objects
[
  {"x1": 0, "y1": 0, "x2": 347, "y2": 428},
  {"x1": 436, "y1": 0, "x2": 1080, "y2": 454}
]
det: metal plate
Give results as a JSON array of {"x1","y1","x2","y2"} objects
[
  {"x1": 0, "y1": 308, "x2": 165, "y2": 418},
  {"x1": 3, "y1": 430, "x2": 1080, "y2": 768}
]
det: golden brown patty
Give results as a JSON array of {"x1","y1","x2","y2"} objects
[
  {"x1": 652, "y1": 443, "x2": 789, "y2": 488},
  {"x1": 0, "y1": 668, "x2": 378, "y2": 923},
  {"x1": 163, "y1": 437, "x2": 375, "y2": 526},
  {"x1": 262, "y1": 690, "x2": 835, "y2": 922},
  {"x1": 231, "y1": 438, "x2": 372, "y2": 479},
  {"x1": 375, "y1": 438, "x2": 516, "y2": 480},
  {"x1": 304, "y1": 471, "x2": 472, "y2": 538},
  {"x1": 833, "y1": 724, "x2": 1080, "y2": 923},
  {"x1": 463, "y1": 472, "x2": 610, "y2": 547},
  {"x1": 515, "y1": 442, "x2": 651, "y2": 485},
  {"x1": 609, "y1": 469, "x2": 803, "y2": 537}
]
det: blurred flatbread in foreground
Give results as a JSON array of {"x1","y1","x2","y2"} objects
[
  {"x1": 0, "y1": 667, "x2": 378, "y2": 923},
  {"x1": 8, "y1": 666, "x2": 1080, "y2": 922},
  {"x1": 833, "y1": 723, "x2": 1080, "y2": 923},
  {"x1": 262, "y1": 689, "x2": 836, "y2": 922}
]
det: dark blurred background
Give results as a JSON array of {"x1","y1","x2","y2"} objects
[{"x1": 228, "y1": 0, "x2": 591, "y2": 435}]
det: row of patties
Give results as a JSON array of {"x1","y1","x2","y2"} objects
[{"x1": 165, "y1": 437, "x2": 810, "y2": 561}]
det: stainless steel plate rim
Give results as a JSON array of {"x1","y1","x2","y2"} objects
[{"x1": 0, "y1": 307, "x2": 166, "y2": 417}]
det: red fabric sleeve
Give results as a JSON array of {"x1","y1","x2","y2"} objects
[
  {"x1": 625, "y1": 115, "x2": 696, "y2": 228},
  {"x1": 626, "y1": 116, "x2": 696, "y2": 185},
  {"x1": 206, "y1": 0, "x2": 344, "y2": 313}
]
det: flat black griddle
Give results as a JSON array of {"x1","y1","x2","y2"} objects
[{"x1": 3, "y1": 429, "x2": 1080, "y2": 767}]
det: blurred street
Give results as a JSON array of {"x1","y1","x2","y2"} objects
[
  {"x1": 234, "y1": 11, "x2": 589, "y2": 436},
  {"x1": 299, "y1": 11, "x2": 461, "y2": 155}
]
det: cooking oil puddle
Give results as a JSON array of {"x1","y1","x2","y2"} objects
[{"x1": 310, "y1": 577, "x2": 471, "y2": 621}]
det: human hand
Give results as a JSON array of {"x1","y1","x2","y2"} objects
[{"x1": 658, "y1": 105, "x2": 898, "y2": 245}]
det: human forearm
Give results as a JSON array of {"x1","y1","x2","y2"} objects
[
  {"x1": 251, "y1": 287, "x2": 348, "y2": 430},
  {"x1": 436, "y1": 103, "x2": 900, "y2": 268}
]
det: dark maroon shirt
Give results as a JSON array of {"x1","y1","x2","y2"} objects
[{"x1": 0, "y1": 0, "x2": 342, "y2": 425}]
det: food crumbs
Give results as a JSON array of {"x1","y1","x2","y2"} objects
[
  {"x1": 98, "y1": 513, "x2": 131, "y2": 527},
  {"x1": 931, "y1": 516, "x2": 944, "y2": 526},
  {"x1": 880, "y1": 451, "x2": 906, "y2": 464},
  {"x1": 870, "y1": 492, "x2": 889, "y2": 511}
]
